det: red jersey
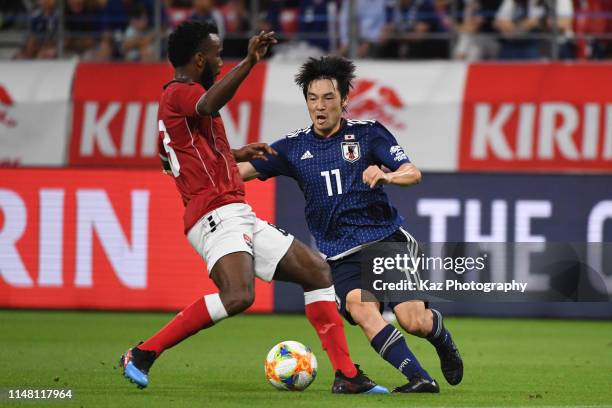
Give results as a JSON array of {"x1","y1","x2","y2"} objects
[{"x1": 157, "y1": 80, "x2": 245, "y2": 233}]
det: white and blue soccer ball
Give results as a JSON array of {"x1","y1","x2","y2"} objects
[{"x1": 264, "y1": 340, "x2": 317, "y2": 391}]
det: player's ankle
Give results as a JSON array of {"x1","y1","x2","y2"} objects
[{"x1": 339, "y1": 365, "x2": 358, "y2": 378}]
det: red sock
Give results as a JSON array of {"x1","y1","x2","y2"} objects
[
  {"x1": 305, "y1": 297, "x2": 357, "y2": 378},
  {"x1": 139, "y1": 294, "x2": 227, "y2": 356}
]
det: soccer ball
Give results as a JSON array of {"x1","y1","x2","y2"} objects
[{"x1": 264, "y1": 341, "x2": 317, "y2": 391}]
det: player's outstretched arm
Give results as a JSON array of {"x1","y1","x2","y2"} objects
[
  {"x1": 197, "y1": 31, "x2": 277, "y2": 115},
  {"x1": 362, "y1": 163, "x2": 422, "y2": 188},
  {"x1": 237, "y1": 162, "x2": 261, "y2": 181},
  {"x1": 232, "y1": 142, "x2": 277, "y2": 163}
]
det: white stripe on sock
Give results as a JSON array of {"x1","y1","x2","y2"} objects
[
  {"x1": 379, "y1": 329, "x2": 402, "y2": 357},
  {"x1": 431, "y1": 309, "x2": 443, "y2": 339},
  {"x1": 304, "y1": 285, "x2": 336, "y2": 305},
  {"x1": 204, "y1": 293, "x2": 228, "y2": 323}
]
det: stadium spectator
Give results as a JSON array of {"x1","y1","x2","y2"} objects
[
  {"x1": 574, "y1": 0, "x2": 612, "y2": 59},
  {"x1": 298, "y1": 0, "x2": 334, "y2": 52},
  {"x1": 96, "y1": 0, "x2": 168, "y2": 60},
  {"x1": 15, "y1": 0, "x2": 58, "y2": 59},
  {"x1": 379, "y1": 0, "x2": 446, "y2": 59},
  {"x1": 268, "y1": 0, "x2": 336, "y2": 58},
  {"x1": 256, "y1": 0, "x2": 297, "y2": 35},
  {"x1": 64, "y1": 0, "x2": 103, "y2": 57},
  {"x1": 338, "y1": 0, "x2": 387, "y2": 57},
  {"x1": 453, "y1": 0, "x2": 503, "y2": 60},
  {"x1": 99, "y1": 0, "x2": 167, "y2": 32},
  {"x1": 190, "y1": 0, "x2": 225, "y2": 38},
  {"x1": 494, "y1": 0, "x2": 574, "y2": 60},
  {"x1": 122, "y1": 2, "x2": 155, "y2": 60},
  {"x1": 218, "y1": 0, "x2": 250, "y2": 57},
  {"x1": 219, "y1": 0, "x2": 249, "y2": 33},
  {"x1": 0, "y1": 0, "x2": 28, "y2": 30}
]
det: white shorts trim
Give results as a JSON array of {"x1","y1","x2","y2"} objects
[{"x1": 187, "y1": 203, "x2": 294, "y2": 282}]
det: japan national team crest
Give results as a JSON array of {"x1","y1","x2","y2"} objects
[{"x1": 341, "y1": 142, "x2": 360, "y2": 163}]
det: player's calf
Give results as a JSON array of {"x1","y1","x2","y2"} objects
[
  {"x1": 346, "y1": 290, "x2": 437, "y2": 390},
  {"x1": 394, "y1": 301, "x2": 433, "y2": 338},
  {"x1": 345, "y1": 293, "x2": 387, "y2": 340},
  {"x1": 274, "y1": 240, "x2": 383, "y2": 385}
]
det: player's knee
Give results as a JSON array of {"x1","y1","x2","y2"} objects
[
  {"x1": 221, "y1": 287, "x2": 255, "y2": 315},
  {"x1": 347, "y1": 299, "x2": 378, "y2": 327}
]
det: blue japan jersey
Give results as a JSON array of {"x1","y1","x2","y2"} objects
[{"x1": 252, "y1": 119, "x2": 411, "y2": 258}]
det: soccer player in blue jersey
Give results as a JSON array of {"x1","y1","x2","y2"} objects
[{"x1": 238, "y1": 56, "x2": 463, "y2": 393}]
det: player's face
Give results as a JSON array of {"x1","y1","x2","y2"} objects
[
  {"x1": 306, "y1": 78, "x2": 346, "y2": 137},
  {"x1": 196, "y1": 34, "x2": 223, "y2": 89}
]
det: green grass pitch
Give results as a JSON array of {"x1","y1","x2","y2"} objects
[{"x1": 0, "y1": 310, "x2": 611, "y2": 407}]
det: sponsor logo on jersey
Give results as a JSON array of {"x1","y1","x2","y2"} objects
[
  {"x1": 344, "y1": 134, "x2": 355, "y2": 140},
  {"x1": 341, "y1": 142, "x2": 360, "y2": 163},
  {"x1": 300, "y1": 150, "x2": 314, "y2": 160},
  {"x1": 347, "y1": 79, "x2": 406, "y2": 130}
]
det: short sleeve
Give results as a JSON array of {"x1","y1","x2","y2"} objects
[
  {"x1": 171, "y1": 83, "x2": 205, "y2": 117},
  {"x1": 250, "y1": 138, "x2": 293, "y2": 180},
  {"x1": 370, "y1": 121, "x2": 411, "y2": 171}
]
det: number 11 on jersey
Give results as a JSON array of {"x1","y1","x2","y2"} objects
[{"x1": 321, "y1": 169, "x2": 342, "y2": 196}]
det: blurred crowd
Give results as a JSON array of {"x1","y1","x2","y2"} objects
[{"x1": 1, "y1": 0, "x2": 611, "y2": 61}]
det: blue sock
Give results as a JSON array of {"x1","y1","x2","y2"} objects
[
  {"x1": 371, "y1": 324, "x2": 432, "y2": 381},
  {"x1": 427, "y1": 309, "x2": 454, "y2": 350}
]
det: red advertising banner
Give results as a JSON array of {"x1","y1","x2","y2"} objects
[
  {"x1": 69, "y1": 62, "x2": 267, "y2": 167},
  {"x1": 0, "y1": 169, "x2": 275, "y2": 311},
  {"x1": 459, "y1": 64, "x2": 612, "y2": 172}
]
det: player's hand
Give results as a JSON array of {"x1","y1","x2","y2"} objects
[
  {"x1": 362, "y1": 165, "x2": 389, "y2": 188},
  {"x1": 162, "y1": 169, "x2": 173, "y2": 176},
  {"x1": 246, "y1": 31, "x2": 277, "y2": 65},
  {"x1": 233, "y1": 143, "x2": 278, "y2": 163}
]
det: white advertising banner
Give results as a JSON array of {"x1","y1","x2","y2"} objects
[
  {"x1": 260, "y1": 61, "x2": 467, "y2": 172},
  {"x1": 0, "y1": 61, "x2": 77, "y2": 166}
]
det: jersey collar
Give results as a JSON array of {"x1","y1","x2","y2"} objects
[{"x1": 311, "y1": 118, "x2": 348, "y2": 141}]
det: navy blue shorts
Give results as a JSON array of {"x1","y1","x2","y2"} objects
[{"x1": 328, "y1": 227, "x2": 425, "y2": 325}]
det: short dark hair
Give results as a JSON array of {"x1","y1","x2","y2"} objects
[
  {"x1": 167, "y1": 21, "x2": 218, "y2": 68},
  {"x1": 294, "y1": 56, "x2": 356, "y2": 100}
]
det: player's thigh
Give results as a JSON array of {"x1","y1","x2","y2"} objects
[
  {"x1": 331, "y1": 254, "x2": 385, "y2": 338},
  {"x1": 274, "y1": 239, "x2": 332, "y2": 291},
  {"x1": 384, "y1": 227, "x2": 425, "y2": 291},
  {"x1": 187, "y1": 203, "x2": 257, "y2": 294},
  {"x1": 251, "y1": 219, "x2": 294, "y2": 283}
]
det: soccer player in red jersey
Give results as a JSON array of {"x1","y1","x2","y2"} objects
[{"x1": 119, "y1": 21, "x2": 387, "y2": 394}]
